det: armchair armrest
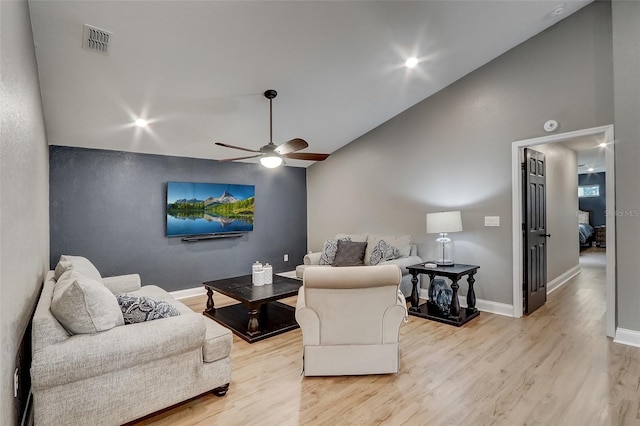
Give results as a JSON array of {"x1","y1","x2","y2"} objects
[
  {"x1": 379, "y1": 255, "x2": 423, "y2": 275},
  {"x1": 294, "y1": 287, "x2": 319, "y2": 345},
  {"x1": 303, "y1": 252, "x2": 322, "y2": 265},
  {"x1": 31, "y1": 313, "x2": 206, "y2": 390},
  {"x1": 102, "y1": 274, "x2": 141, "y2": 294}
]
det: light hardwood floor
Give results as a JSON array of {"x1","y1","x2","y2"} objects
[{"x1": 134, "y1": 250, "x2": 640, "y2": 425}]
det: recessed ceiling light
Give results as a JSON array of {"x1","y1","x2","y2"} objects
[
  {"x1": 405, "y1": 57, "x2": 418, "y2": 68},
  {"x1": 134, "y1": 118, "x2": 148, "y2": 128},
  {"x1": 588, "y1": 168, "x2": 595, "y2": 172},
  {"x1": 549, "y1": 5, "x2": 565, "y2": 17},
  {"x1": 598, "y1": 142, "x2": 607, "y2": 147}
]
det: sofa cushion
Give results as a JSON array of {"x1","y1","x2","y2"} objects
[
  {"x1": 51, "y1": 270, "x2": 124, "y2": 334},
  {"x1": 129, "y1": 285, "x2": 233, "y2": 362},
  {"x1": 333, "y1": 240, "x2": 367, "y2": 267},
  {"x1": 54, "y1": 255, "x2": 102, "y2": 283},
  {"x1": 369, "y1": 239, "x2": 399, "y2": 266},
  {"x1": 365, "y1": 235, "x2": 412, "y2": 265},
  {"x1": 319, "y1": 237, "x2": 351, "y2": 265},
  {"x1": 116, "y1": 294, "x2": 181, "y2": 324},
  {"x1": 335, "y1": 233, "x2": 368, "y2": 243}
]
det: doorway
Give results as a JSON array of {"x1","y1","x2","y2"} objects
[{"x1": 511, "y1": 125, "x2": 616, "y2": 337}]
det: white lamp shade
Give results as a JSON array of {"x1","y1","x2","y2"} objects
[{"x1": 426, "y1": 211, "x2": 463, "y2": 234}]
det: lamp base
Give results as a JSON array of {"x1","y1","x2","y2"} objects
[{"x1": 435, "y1": 260, "x2": 455, "y2": 267}]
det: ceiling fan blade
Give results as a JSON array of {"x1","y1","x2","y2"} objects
[
  {"x1": 218, "y1": 154, "x2": 263, "y2": 162},
  {"x1": 275, "y1": 138, "x2": 309, "y2": 155},
  {"x1": 215, "y1": 142, "x2": 261, "y2": 153},
  {"x1": 282, "y1": 152, "x2": 330, "y2": 161}
]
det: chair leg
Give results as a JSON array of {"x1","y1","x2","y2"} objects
[{"x1": 212, "y1": 383, "x2": 230, "y2": 397}]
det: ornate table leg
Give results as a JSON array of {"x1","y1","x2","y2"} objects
[
  {"x1": 206, "y1": 287, "x2": 215, "y2": 313},
  {"x1": 466, "y1": 272, "x2": 477, "y2": 312},
  {"x1": 450, "y1": 279, "x2": 460, "y2": 318},
  {"x1": 427, "y1": 273, "x2": 436, "y2": 302},
  {"x1": 247, "y1": 306, "x2": 260, "y2": 336},
  {"x1": 409, "y1": 270, "x2": 420, "y2": 311}
]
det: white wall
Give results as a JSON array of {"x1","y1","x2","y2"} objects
[
  {"x1": 0, "y1": 0, "x2": 50, "y2": 424},
  {"x1": 529, "y1": 143, "x2": 579, "y2": 283},
  {"x1": 308, "y1": 2, "x2": 613, "y2": 306},
  {"x1": 612, "y1": 0, "x2": 640, "y2": 332}
]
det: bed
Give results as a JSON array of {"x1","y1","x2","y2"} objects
[{"x1": 578, "y1": 210, "x2": 594, "y2": 248}]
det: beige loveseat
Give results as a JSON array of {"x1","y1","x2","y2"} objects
[
  {"x1": 297, "y1": 233, "x2": 423, "y2": 297},
  {"x1": 295, "y1": 265, "x2": 407, "y2": 376},
  {"x1": 31, "y1": 257, "x2": 232, "y2": 426}
]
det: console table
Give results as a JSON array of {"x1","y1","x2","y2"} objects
[{"x1": 407, "y1": 263, "x2": 480, "y2": 327}]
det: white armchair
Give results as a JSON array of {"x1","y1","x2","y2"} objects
[{"x1": 295, "y1": 264, "x2": 407, "y2": 376}]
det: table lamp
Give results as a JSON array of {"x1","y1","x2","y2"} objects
[{"x1": 426, "y1": 211, "x2": 463, "y2": 266}]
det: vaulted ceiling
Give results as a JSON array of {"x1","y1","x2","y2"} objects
[{"x1": 29, "y1": 0, "x2": 592, "y2": 167}]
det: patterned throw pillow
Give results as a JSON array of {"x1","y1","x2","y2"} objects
[
  {"x1": 332, "y1": 240, "x2": 368, "y2": 267},
  {"x1": 116, "y1": 294, "x2": 181, "y2": 324},
  {"x1": 319, "y1": 237, "x2": 351, "y2": 265},
  {"x1": 369, "y1": 239, "x2": 399, "y2": 266}
]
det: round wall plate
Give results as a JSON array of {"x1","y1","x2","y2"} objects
[{"x1": 544, "y1": 120, "x2": 559, "y2": 132}]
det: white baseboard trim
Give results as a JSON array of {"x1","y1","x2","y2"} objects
[
  {"x1": 547, "y1": 265, "x2": 581, "y2": 295},
  {"x1": 613, "y1": 328, "x2": 640, "y2": 348},
  {"x1": 418, "y1": 288, "x2": 514, "y2": 317},
  {"x1": 170, "y1": 286, "x2": 207, "y2": 300}
]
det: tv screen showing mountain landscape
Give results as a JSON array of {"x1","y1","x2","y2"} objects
[{"x1": 166, "y1": 181, "x2": 255, "y2": 237}]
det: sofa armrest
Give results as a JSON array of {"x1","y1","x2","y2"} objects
[
  {"x1": 382, "y1": 304, "x2": 407, "y2": 344},
  {"x1": 303, "y1": 252, "x2": 322, "y2": 265},
  {"x1": 379, "y1": 255, "x2": 423, "y2": 275},
  {"x1": 31, "y1": 313, "x2": 206, "y2": 390},
  {"x1": 102, "y1": 274, "x2": 141, "y2": 294},
  {"x1": 294, "y1": 287, "x2": 320, "y2": 345}
]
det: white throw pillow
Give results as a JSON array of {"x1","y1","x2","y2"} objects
[
  {"x1": 51, "y1": 270, "x2": 124, "y2": 334},
  {"x1": 54, "y1": 255, "x2": 102, "y2": 283}
]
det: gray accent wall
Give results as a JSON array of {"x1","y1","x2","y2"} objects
[
  {"x1": 530, "y1": 143, "x2": 579, "y2": 283},
  {"x1": 1, "y1": 0, "x2": 50, "y2": 424},
  {"x1": 308, "y1": 1, "x2": 613, "y2": 306},
  {"x1": 578, "y1": 172, "x2": 606, "y2": 226},
  {"x1": 612, "y1": 0, "x2": 640, "y2": 332},
  {"x1": 50, "y1": 146, "x2": 307, "y2": 292}
]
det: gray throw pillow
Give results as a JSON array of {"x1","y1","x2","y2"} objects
[
  {"x1": 319, "y1": 237, "x2": 351, "y2": 265},
  {"x1": 51, "y1": 270, "x2": 124, "y2": 335},
  {"x1": 332, "y1": 240, "x2": 368, "y2": 267},
  {"x1": 116, "y1": 294, "x2": 181, "y2": 324},
  {"x1": 54, "y1": 255, "x2": 102, "y2": 282}
]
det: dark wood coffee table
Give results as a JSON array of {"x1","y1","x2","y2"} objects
[{"x1": 203, "y1": 274, "x2": 302, "y2": 343}]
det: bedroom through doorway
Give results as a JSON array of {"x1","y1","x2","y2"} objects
[{"x1": 511, "y1": 125, "x2": 616, "y2": 337}]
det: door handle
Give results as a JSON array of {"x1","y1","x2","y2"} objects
[{"x1": 541, "y1": 233, "x2": 551, "y2": 238}]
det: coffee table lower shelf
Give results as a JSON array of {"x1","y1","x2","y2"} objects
[
  {"x1": 204, "y1": 301, "x2": 298, "y2": 343},
  {"x1": 409, "y1": 302, "x2": 479, "y2": 327}
]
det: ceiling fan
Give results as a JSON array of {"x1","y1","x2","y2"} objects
[{"x1": 216, "y1": 90, "x2": 330, "y2": 168}]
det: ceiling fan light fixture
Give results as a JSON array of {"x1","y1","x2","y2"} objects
[{"x1": 260, "y1": 155, "x2": 283, "y2": 168}]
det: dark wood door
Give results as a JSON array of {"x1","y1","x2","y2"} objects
[{"x1": 523, "y1": 148, "x2": 548, "y2": 314}]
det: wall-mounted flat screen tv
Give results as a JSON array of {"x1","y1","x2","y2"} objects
[{"x1": 166, "y1": 181, "x2": 255, "y2": 237}]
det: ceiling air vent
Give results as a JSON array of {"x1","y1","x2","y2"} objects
[{"x1": 82, "y1": 24, "x2": 112, "y2": 55}]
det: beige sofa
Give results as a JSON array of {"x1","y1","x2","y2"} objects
[
  {"x1": 31, "y1": 264, "x2": 232, "y2": 426},
  {"x1": 295, "y1": 265, "x2": 407, "y2": 376},
  {"x1": 297, "y1": 233, "x2": 423, "y2": 297}
]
